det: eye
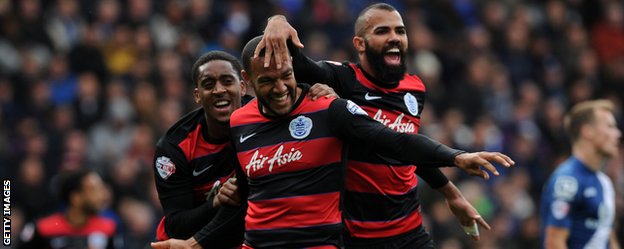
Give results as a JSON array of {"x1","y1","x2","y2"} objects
[
  {"x1": 396, "y1": 28, "x2": 406, "y2": 35},
  {"x1": 202, "y1": 79, "x2": 216, "y2": 89},
  {"x1": 375, "y1": 27, "x2": 389, "y2": 35},
  {"x1": 221, "y1": 77, "x2": 235, "y2": 85}
]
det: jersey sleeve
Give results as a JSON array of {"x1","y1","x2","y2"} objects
[
  {"x1": 288, "y1": 40, "x2": 351, "y2": 96},
  {"x1": 542, "y1": 174, "x2": 580, "y2": 230},
  {"x1": 153, "y1": 138, "x2": 218, "y2": 239},
  {"x1": 193, "y1": 154, "x2": 248, "y2": 248},
  {"x1": 416, "y1": 167, "x2": 450, "y2": 189},
  {"x1": 328, "y1": 99, "x2": 463, "y2": 168}
]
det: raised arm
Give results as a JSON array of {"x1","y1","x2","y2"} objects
[
  {"x1": 328, "y1": 99, "x2": 514, "y2": 179},
  {"x1": 254, "y1": 15, "x2": 303, "y2": 69}
]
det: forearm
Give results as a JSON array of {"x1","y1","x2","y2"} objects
[
  {"x1": 435, "y1": 181, "x2": 462, "y2": 200},
  {"x1": 417, "y1": 167, "x2": 450, "y2": 189},
  {"x1": 373, "y1": 129, "x2": 464, "y2": 167},
  {"x1": 193, "y1": 204, "x2": 247, "y2": 249},
  {"x1": 163, "y1": 200, "x2": 218, "y2": 239},
  {"x1": 287, "y1": 40, "x2": 333, "y2": 84}
]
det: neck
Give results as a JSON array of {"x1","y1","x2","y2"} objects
[
  {"x1": 205, "y1": 117, "x2": 230, "y2": 141},
  {"x1": 573, "y1": 142, "x2": 607, "y2": 171},
  {"x1": 66, "y1": 206, "x2": 89, "y2": 227}
]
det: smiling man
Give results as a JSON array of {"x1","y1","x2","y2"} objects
[
  {"x1": 256, "y1": 3, "x2": 492, "y2": 248},
  {"x1": 224, "y1": 35, "x2": 513, "y2": 248},
  {"x1": 152, "y1": 51, "x2": 248, "y2": 249}
]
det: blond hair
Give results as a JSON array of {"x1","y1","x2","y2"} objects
[{"x1": 563, "y1": 99, "x2": 615, "y2": 142}]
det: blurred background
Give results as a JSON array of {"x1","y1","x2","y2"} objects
[{"x1": 0, "y1": 0, "x2": 622, "y2": 248}]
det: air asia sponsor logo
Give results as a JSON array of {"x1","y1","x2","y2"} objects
[
  {"x1": 244, "y1": 145, "x2": 303, "y2": 176},
  {"x1": 156, "y1": 156, "x2": 176, "y2": 180},
  {"x1": 372, "y1": 109, "x2": 416, "y2": 133}
]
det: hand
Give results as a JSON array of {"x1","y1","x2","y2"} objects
[
  {"x1": 254, "y1": 15, "x2": 304, "y2": 69},
  {"x1": 453, "y1": 152, "x2": 514, "y2": 180},
  {"x1": 446, "y1": 196, "x2": 490, "y2": 241},
  {"x1": 213, "y1": 178, "x2": 241, "y2": 208},
  {"x1": 151, "y1": 238, "x2": 200, "y2": 249},
  {"x1": 308, "y1": 83, "x2": 338, "y2": 100}
]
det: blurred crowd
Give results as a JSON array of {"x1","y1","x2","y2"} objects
[{"x1": 0, "y1": 0, "x2": 623, "y2": 248}]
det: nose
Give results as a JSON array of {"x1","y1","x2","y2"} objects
[
  {"x1": 213, "y1": 82, "x2": 227, "y2": 94},
  {"x1": 273, "y1": 80, "x2": 287, "y2": 93},
  {"x1": 388, "y1": 30, "x2": 401, "y2": 43}
]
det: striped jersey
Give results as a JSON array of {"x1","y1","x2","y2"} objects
[
  {"x1": 153, "y1": 107, "x2": 241, "y2": 246},
  {"x1": 230, "y1": 90, "x2": 345, "y2": 248},
  {"x1": 289, "y1": 47, "x2": 447, "y2": 242},
  {"x1": 229, "y1": 84, "x2": 460, "y2": 248}
]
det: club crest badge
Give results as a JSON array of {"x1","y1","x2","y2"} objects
[
  {"x1": 289, "y1": 115, "x2": 313, "y2": 139},
  {"x1": 404, "y1": 93, "x2": 419, "y2": 116},
  {"x1": 156, "y1": 156, "x2": 176, "y2": 180}
]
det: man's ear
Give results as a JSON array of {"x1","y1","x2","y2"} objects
[
  {"x1": 193, "y1": 87, "x2": 200, "y2": 104},
  {"x1": 239, "y1": 79, "x2": 246, "y2": 95},
  {"x1": 353, "y1": 36, "x2": 366, "y2": 53},
  {"x1": 242, "y1": 70, "x2": 251, "y2": 86},
  {"x1": 580, "y1": 124, "x2": 595, "y2": 140}
]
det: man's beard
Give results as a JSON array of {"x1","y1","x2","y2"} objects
[{"x1": 364, "y1": 40, "x2": 407, "y2": 83}]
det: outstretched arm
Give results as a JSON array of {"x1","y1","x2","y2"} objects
[{"x1": 328, "y1": 99, "x2": 513, "y2": 178}]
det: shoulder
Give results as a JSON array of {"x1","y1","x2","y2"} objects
[
  {"x1": 87, "y1": 216, "x2": 118, "y2": 236},
  {"x1": 230, "y1": 99, "x2": 262, "y2": 127},
  {"x1": 547, "y1": 162, "x2": 582, "y2": 201},
  {"x1": 159, "y1": 108, "x2": 204, "y2": 144},
  {"x1": 36, "y1": 213, "x2": 67, "y2": 236}
]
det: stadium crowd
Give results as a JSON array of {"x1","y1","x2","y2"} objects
[{"x1": 1, "y1": 0, "x2": 622, "y2": 248}]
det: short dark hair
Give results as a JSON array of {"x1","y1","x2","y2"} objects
[
  {"x1": 241, "y1": 36, "x2": 265, "y2": 75},
  {"x1": 564, "y1": 99, "x2": 615, "y2": 142},
  {"x1": 191, "y1": 51, "x2": 242, "y2": 87},
  {"x1": 57, "y1": 169, "x2": 93, "y2": 204},
  {"x1": 354, "y1": 3, "x2": 398, "y2": 36}
]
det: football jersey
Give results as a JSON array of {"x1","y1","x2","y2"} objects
[
  {"x1": 540, "y1": 156, "x2": 616, "y2": 249},
  {"x1": 153, "y1": 107, "x2": 238, "y2": 243},
  {"x1": 19, "y1": 212, "x2": 119, "y2": 249}
]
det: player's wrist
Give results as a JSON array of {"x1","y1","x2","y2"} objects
[{"x1": 187, "y1": 236, "x2": 203, "y2": 249}]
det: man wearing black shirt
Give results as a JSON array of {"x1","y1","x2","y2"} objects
[
  {"x1": 257, "y1": 3, "x2": 494, "y2": 248},
  {"x1": 229, "y1": 36, "x2": 512, "y2": 248}
]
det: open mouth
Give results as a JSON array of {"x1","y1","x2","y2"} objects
[
  {"x1": 213, "y1": 100, "x2": 231, "y2": 110},
  {"x1": 384, "y1": 48, "x2": 402, "y2": 66}
]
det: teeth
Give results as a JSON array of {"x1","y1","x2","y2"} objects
[
  {"x1": 215, "y1": 100, "x2": 230, "y2": 107},
  {"x1": 387, "y1": 48, "x2": 400, "y2": 53},
  {"x1": 273, "y1": 94, "x2": 287, "y2": 101}
]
